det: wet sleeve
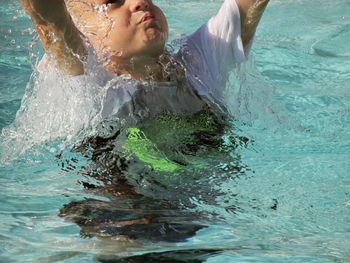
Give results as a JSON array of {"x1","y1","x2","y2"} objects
[{"x1": 179, "y1": 0, "x2": 253, "y2": 100}]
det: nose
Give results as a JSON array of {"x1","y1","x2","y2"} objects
[{"x1": 129, "y1": 0, "x2": 150, "y2": 12}]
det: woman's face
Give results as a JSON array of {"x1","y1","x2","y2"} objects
[{"x1": 66, "y1": 0, "x2": 168, "y2": 63}]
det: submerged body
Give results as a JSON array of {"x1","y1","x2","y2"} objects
[
  {"x1": 14, "y1": 0, "x2": 270, "y2": 244},
  {"x1": 2, "y1": 2, "x2": 350, "y2": 262}
]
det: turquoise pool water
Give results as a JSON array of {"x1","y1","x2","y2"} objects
[{"x1": 1, "y1": 0, "x2": 350, "y2": 262}]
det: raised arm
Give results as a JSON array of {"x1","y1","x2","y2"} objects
[
  {"x1": 20, "y1": 0, "x2": 86, "y2": 75},
  {"x1": 236, "y1": 0, "x2": 270, "y2": 48}
]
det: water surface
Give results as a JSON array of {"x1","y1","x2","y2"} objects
[{"x1": 0, "y1": 0, "x2": 349, "y2": 262}]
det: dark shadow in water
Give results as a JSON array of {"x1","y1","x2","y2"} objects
[
  {"x1": 58, "y1": 109, "x2": 249, "y2": 261},
  {"x1": 97, "y1": 249, "x2": 222, "y2": 263},
  {"x1": 60, "y1": 197, "x2": 205, "y2": 242}
]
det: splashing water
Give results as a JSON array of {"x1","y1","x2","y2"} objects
[{"x1": 0, "y1": 0, "x2": 350, "y2": 262}]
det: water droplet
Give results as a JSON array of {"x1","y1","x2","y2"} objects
[
  {"x1": 112, "y1": 50, "x2": 123, "y2": 57},
  {"x1": 94, "y1": 4, "x2": 108, "y2": 14}
]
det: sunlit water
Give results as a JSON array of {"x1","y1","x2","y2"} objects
[{"x1": 1, "y1": 0, "x2": 350, "y2": 262}]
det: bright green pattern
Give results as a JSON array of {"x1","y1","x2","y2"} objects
[
  {"x1": 124, "y1": 127, "x2": 181, "y2": 173},
  {"x1": 123, "y1": 111, "x2": 224, "y2": 174}
]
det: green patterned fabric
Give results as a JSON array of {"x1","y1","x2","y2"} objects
[
  {"x1": 124, "y1": 127, "x2": 181, "y2": 173},
  {"x1": 123, "y1": 111, "x2": 225, "y2": 174}
]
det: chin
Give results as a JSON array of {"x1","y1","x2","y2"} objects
[
  {"x1": 141, "y1": 37, "x2": 166, "y2": 57},
  {"x1": 145, "y1": 28, "x2": 166, "y2": 42}
]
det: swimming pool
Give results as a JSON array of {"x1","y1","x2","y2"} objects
[{"x1": 1, "y1": 0, "x2": 350, "y2": 262}]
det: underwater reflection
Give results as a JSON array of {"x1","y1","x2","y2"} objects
[
  {"x1": 57, "y1": 108, "x2": 249, "y2": 260},
  {"x1": 96, "y1": 249, "x2": 223, "y2": 263}
]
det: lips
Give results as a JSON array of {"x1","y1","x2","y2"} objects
[{"x1": 140, "y1": 13, "x2": 155, "y2": 23}]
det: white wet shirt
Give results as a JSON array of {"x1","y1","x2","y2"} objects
[
  {"x1": 2, "y1": 0, "x2": 252, "y2": 156},
  {"x1": 80, "y1": 0, "x2": 252, "y2": 121},
  {"x1": 179, "y1": 0, "x2": 251, "y2": 100}
]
